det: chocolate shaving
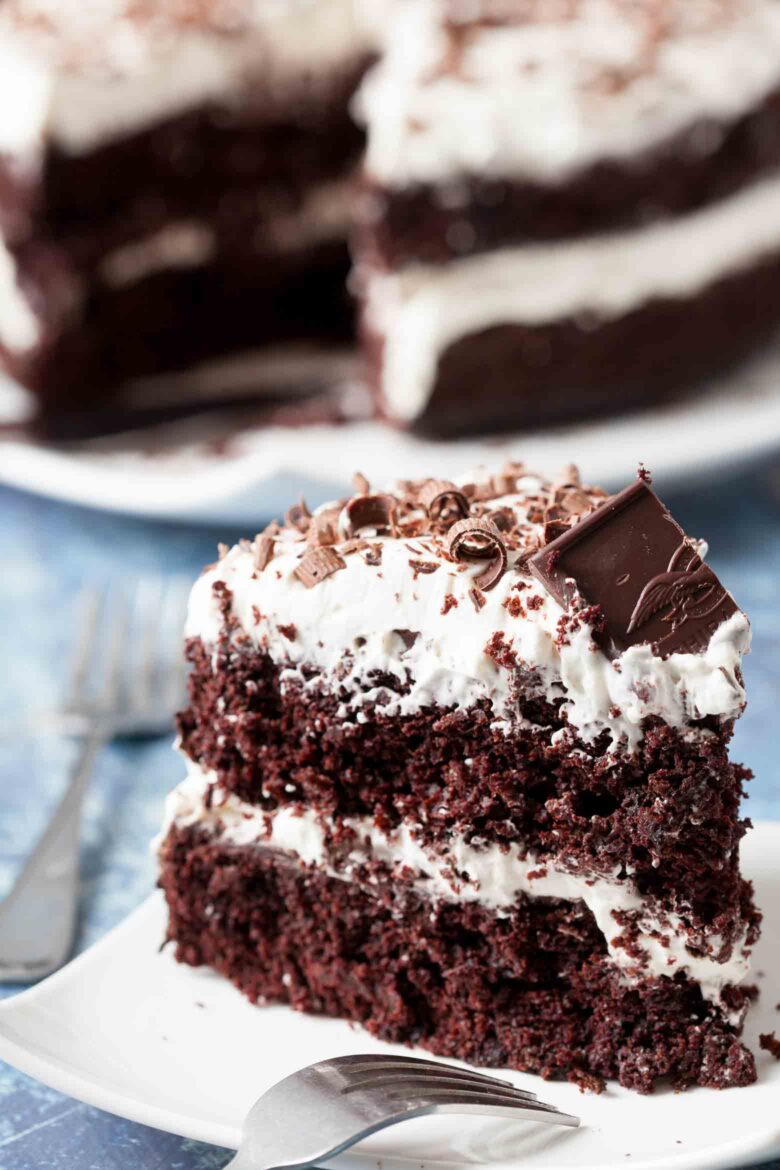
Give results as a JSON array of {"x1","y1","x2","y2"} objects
[
  {"x1": 418, "y1": 479, "x2": 470, "y2": 528},
  {"x1": 543, "y1": 504, "x2": 571, "y2": 545},
  {"x1": 461, "y1": 480, "x2": 495, "y2": 503},
  {"x1": 447, "y1": 517, "x2": 508, "y2": 591},
  {"x1": 352, "y1": 471, "x2": 370, "y2": 494},
  {"x1": 554, "y1": 463, "x2": 581, "y2": 490},
  {"x1": 344, "y1": 493, "x2": 398, "y2": 538},
  {"x1": 558, "y1": 486, "x2": 594, "y2": 516},
  {"x1": 491, "y1": 472, "x2": 517, "y2": 496},
  {"x1": 294, "y1": 547, "x2": 346, "y2": 588},
  {"x1": 253, "y1": 534, "x2": 274, "y2": 571},
  {"x1": 307, "y1": 508, "x2": 340, "y2": 547},
  {"x1": 285, "y1": 497, "x2": 311, "y2": 534},
  {"x1": 469, "y1": 587, "x2": 486, "y2": 612},
  {"x1": 409, "y1": 558, "x2": 440, "y2": 578},
  {"x1": 486, "y1": 506, "x2": 516, "y2": 533}
]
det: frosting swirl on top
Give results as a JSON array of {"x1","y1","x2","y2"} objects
[
  {"x1": 359, "y1": 0, "x2": 780, "y2": 185},
  {"x1": 186, "y1": 465, "x2": 750, "y2": 751}
]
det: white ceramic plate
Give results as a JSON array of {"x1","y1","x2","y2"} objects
[
  {"x1": 0, "y1": 824, "x2": 778, "y2": 1170},
  {"x1": 2, "y1": 336, "x2": 780, "y2": 524}
]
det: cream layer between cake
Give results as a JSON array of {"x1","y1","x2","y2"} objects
[
  {"x1": 362, "y1": 170, "x2": 780, "y2": 423},
  {"x1": 160, "y1": 757, "x2": 753, "y2": 1015}
]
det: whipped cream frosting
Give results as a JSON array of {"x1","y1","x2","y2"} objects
[
  {"x1": 359, "y1": 0, "x2": 780, "y2": 186},
  {"x1": 366, "y1": 170, "x2": 780, "y2": 422},
  {"x1": 161, "y1": 759, "x2": 753, "y2": 1010},
  {"x1": 185, "y1": 470, "x2": 749, "y2": 751},
  {"x1": 0, "y1": 0, "x2": 376, "y2": 157}
]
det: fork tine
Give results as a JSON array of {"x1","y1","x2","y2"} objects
[
  {"x1": 67, "y1": 585, "x2": 103, "y2": 704},
  {"x1": 102, "y1": 587, "x2": 130, "y2": 713},
  {"x1": 401, "y1": 1090, "x2": 580, "y2": 1127},
  {"x1": 326, "y1": 1053, "x2": 522, "y2": 1092},
  {"x1": 381, "y1": 1083, "x2": 569, "y2": 1114},
  {"x1": 342, "y1": 1068, "x2": 538, "y2": 1103}
]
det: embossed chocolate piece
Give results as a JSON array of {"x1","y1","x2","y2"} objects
[{"x1": 529, "y1": 479, "x2": 739, "y2": 657}]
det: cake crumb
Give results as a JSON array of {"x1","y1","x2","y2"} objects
[{"x1": 759, "y1": 1032, "x2": 780, "y2": 1058}]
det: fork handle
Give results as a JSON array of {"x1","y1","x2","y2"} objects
[{"x1": 0, "y1": 733, "x2": 105, "y2": 982}]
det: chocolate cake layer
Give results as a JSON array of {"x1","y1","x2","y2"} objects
[
  {"x1": 178, "y1": 635, "x2": 750, "y2": 933},
  {"x1": 159, "y1": 822, "x2": 758, "y2": 1093},
  {"x1": 0, "y1": 0, "x2": 375, "y2": 431},
  {"x1": 357, "y1": 87, "x2": 780, "y2": 267},
  {"x1": 353, "y1": 0, "x2": 780, "y2": 436},
  {"x1": 5, "y1": 237, "x2": 352, "y2": 437},
  {"x1": 363, "y1": 230, "x2": 780, "y2": 438}
]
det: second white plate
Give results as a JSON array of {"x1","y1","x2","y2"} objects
[{"x1": 2, "y1": 335, "x2": 780, "y2": 524}]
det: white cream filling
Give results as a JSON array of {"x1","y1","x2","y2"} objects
[
  {"x1": 365, "y1": 169, "x2": 780, "y2": 422},
  {"x1": 0, "y1": 0, "x2": 375, "y2": 157},
  {"x1": 0, "y1": 236, "x2": 39, "y2": 353},
  {"x1": 360, "y1": 0, "x2": 780, "y2": 186},
  {"x1": 99, "y1": 221, "x2": 216, "y2": 288},
  {"x1": 118, "y1": 344, "x2": 356, "y2": 408},
  {"x1": 96, "y1": 177, "x2": 350, "y2": 290},
  {"x1": 186, "y1": 500, "x2": 749, "y2": 752},
  {"x1": 161, "y1": 760, "x2": 752, "y2": 1010}
]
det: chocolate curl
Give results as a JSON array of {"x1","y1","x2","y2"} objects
[
  {"x1": 294, "y1": 547, "x2": 346, "y2": 588},
  {"x1": 285, "y1": 497, "x2": 311, "y2": 534},
  {"x1": 352, "y1": 471, "x2": 370, "y2": 494},
  {"x1": 253, "y1": 534, "x2": 275, "y2": 571},
  {"x1": 343, "y1": 493, "x2": 398, "y2": 538},
  {"x1": 418, "y1": 479, "x2": 470, "y2": 529},
  {"x1": 447, "y1": 517, "x2": 508, "y2": 591}
]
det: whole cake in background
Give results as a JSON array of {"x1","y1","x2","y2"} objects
[
  {"x1": 354, "y1": 0, "x2": 780, "y2": 434},
  {"x1": 0, "y1": 0, "x2": 376, "y2": 437},
  {"x1": 5, "y1": 0, "x2": 780, "y2": 439},
  {"x1": 157, "y1": 462, "x2": 761, "y2": 1093}
]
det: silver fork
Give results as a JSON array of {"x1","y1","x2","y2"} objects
[
  {"x1": 0, "y1": 578, "x2": 190, "y2": 982},
  {"x1": 226, "y1": 1054, "x2": 580, "y2": 1170}
]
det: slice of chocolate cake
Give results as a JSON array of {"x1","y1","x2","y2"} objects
[
  {"x1": 158, "y1": 464, "x2": 760, "y2": 1093},
  {"x1": 0, "y1": 0, "x2": 377, "y2": 437},
  {"x1": 353, "y1": 0, "x2": 780, "y2": 435}
]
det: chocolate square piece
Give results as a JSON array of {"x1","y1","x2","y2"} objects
[{"x1": 529, "y1": 479, "x2": 739, "y2": 658}]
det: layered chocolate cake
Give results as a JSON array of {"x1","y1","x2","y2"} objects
[
  {"x1": 0, "y1": 0, "x2": 376, "y2": 436},
  {"x1": 354, "y1": 0, "x2": 780, "y2": 435},
  {"x1": 158, "y1": 463, "x2": 760, "y2": 1093}
]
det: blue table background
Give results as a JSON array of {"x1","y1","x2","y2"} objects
[{"x1": 0, "y1": 463, "x2": 778, "y2": 1169}]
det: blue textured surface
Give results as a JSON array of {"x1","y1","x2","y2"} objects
[{"x1": 0, "y1": 465, "x2": 779, "y2": 1170}]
